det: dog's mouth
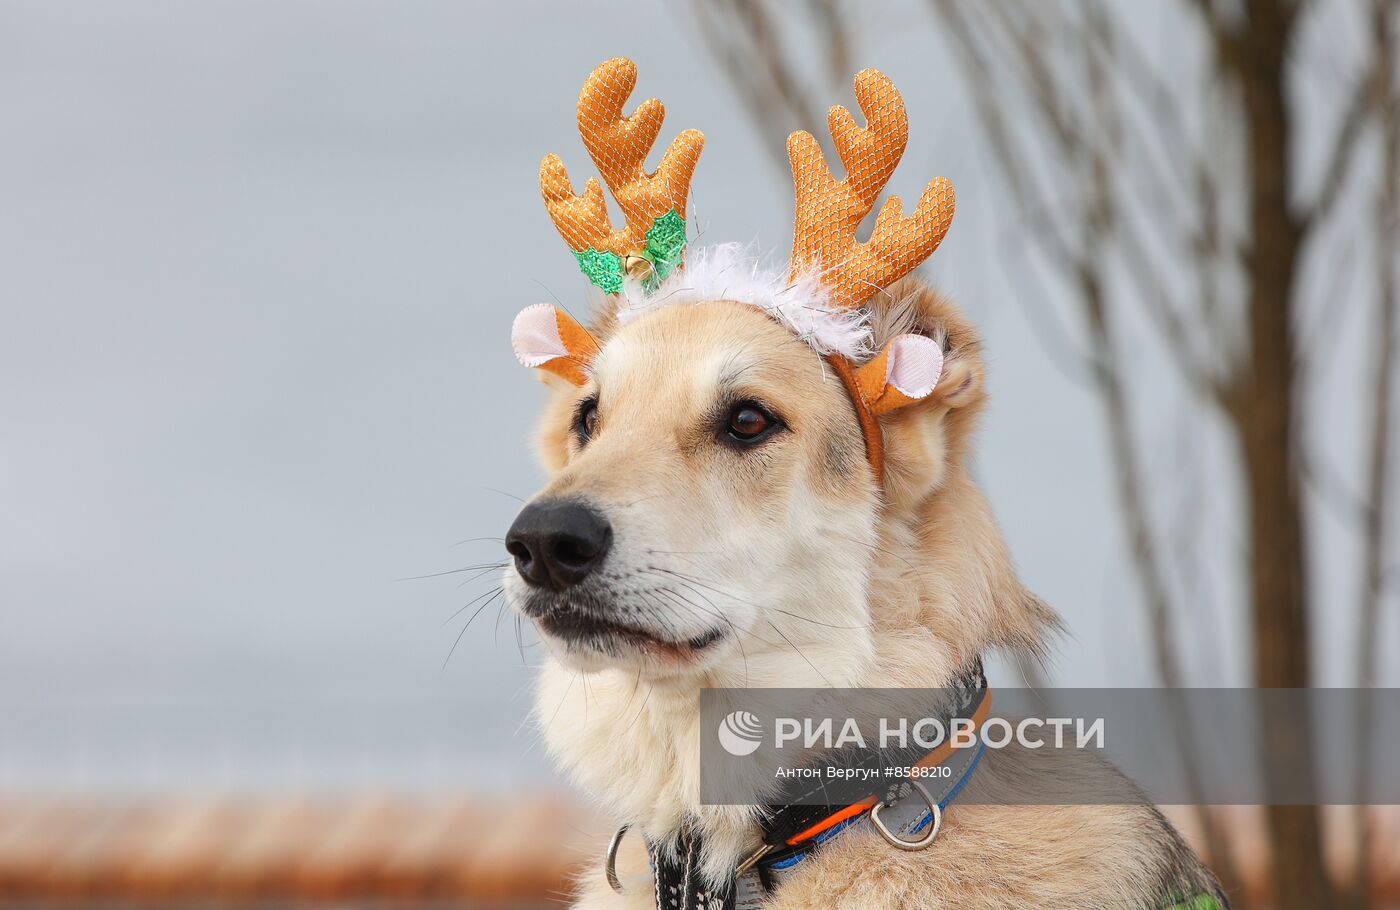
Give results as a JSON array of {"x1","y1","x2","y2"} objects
[{"x1": 533, "y1": 605, "x2": 726, "y2": 660}]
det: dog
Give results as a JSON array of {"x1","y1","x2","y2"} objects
[{"x1": 500, "y1": 59, "x2": 1225, "y2": 910}]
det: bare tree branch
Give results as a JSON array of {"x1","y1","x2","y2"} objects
[
  {"x1": 1305, "y1": 59, "x2": 1379, "y2": 227},
  {"x1": 689, "y1": 0, "x2": 828, "y2": 176},
  {"x1": 1351, "y1": 4, "x2": 1399, "y2": 905},
  {"x1": 966, "y1": 2, "x2": 1235, "y2": 404}
]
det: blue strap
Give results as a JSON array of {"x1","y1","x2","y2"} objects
[
  {"x1": 909, "y1": 741, "x2": 986, "y2": 834},
  {"x1": 766, "y1": 741, "x2": 987, "y2": 870}
]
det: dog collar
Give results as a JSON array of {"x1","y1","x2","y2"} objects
[
  {"x1": 512, "y1": 58, "x2": 957, "y2": 488},
  {"x1": 604, "y1": 663, "x2": 989, "y2": 910}
]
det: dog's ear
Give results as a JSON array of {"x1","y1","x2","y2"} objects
[
  {"x1": 870, "y1": 282, "x2": 987, "y2": 510},
  {"x1": 510, "y1": 304, "x2": 600, "y2": 386},
  {"x1": 852, "y1": 333, "x2": 944, "y2": 415},
  {"x1": 928, "y1": 345, "x2": 980, "y2": 411}
]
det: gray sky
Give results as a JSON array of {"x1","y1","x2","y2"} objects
[{"x1": 0, "y1": 1, "x2": 1381, "y2": 793}]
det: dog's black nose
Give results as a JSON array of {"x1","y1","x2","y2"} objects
[{"x1": 506, "y1": 499, "x2": 613, "y2": 590}]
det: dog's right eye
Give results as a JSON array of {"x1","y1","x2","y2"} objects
[
  {"x1": 722, "y1": 400, "x2": 782, "y2": 446},
  {"x1": 575, "y1": 399, "x2": 599, "y2": 442}
]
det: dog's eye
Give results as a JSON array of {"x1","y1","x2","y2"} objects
[
  {"x1": 725, "y1": 402, "x2": 778, "y2": 444},
  {"x1": 576, "y1": 399, "x2": 599, "y2": 441}
]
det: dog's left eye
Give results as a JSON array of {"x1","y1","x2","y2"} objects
[
  {"x1": 724, "y1": 402, "x2": 779, "y2": 444},
  {"x1": 575, "y1": 399, "x2": 599, "y2": 441}
]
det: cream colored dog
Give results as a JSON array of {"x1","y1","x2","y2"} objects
[{"x1": 502, "y1": 59, "x2": 1223, "y2": 910}]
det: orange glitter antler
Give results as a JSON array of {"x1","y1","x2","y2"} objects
[
  {"x1": 540, "y1": 58, "x2": 703, "y2": 263},
  {"x1": 787, "y1": 69, "x2": 955, "y2": 309}
]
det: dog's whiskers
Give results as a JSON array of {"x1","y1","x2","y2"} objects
[
  {"x1": 442, "y1": 585, "x2": 506, "y2": 626},
  {"x1": 443, "y1": 587, "x2": 504, "y2": 669},
  {"x1": 479, "y1": 486, "x2": 527, "y2": 504},
  {"x1": 766, "y1": 619, "x2": 834, "y2": 688},
  {"x1": 638, "y1": 576, "x2": 818, "y2": 668},
  {"x1": 457, "y1": 565, "x2": 511, "y2": 588},
  {"x1": 646, "y1": 566, "x2": 873, "y2": 631},
  {"x1": 449, "y1": 535, "x2": 506, "y2": 549},
  {"x1": 399, "y1": 561, "x2": 508, "y2": 582}
]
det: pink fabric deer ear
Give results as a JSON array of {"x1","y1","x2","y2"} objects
[
  {"x1": 510, "y1": 304, "x2": 600, "y2": 386},
  {"x1": 852, "y1": 334, "x2": 945, "y2": 415}
]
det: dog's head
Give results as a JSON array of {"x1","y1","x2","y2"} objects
[
  {"x1": 504, "y1": 279, "x2": 985, "y2": 682},
  {"x1": 502, "y1": 59, "x2": 984, "y2": 684}
]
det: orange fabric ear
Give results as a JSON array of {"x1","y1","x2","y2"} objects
[
  {"x1": 827, "y1": 355, "x2": 886, "y2": 486},
  {"x1": 852, "y1": 334, "x2": 945, "y2": 415},
  {"x1": 510, "y1": 303, "x2": 600, "y2": 386}
]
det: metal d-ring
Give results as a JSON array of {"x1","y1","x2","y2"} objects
[
  {"x1": 870, "y1": 781, "x2": 942, "y2": 851},
  {"x1": 605, "y1": 824, "x2": 629, "y2": 893}
]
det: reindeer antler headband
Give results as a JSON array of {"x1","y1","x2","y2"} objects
[{"x1": 511, "y1": 58, "x2": 955, "y2": 483}]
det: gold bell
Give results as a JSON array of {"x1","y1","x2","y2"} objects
[{"x1": 622, "y1": 251, "x2": 655, "y2": 283}]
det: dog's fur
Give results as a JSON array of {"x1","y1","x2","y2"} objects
[{"x1": 504, "y1": 278, "x2": 1223, "y2": 908}]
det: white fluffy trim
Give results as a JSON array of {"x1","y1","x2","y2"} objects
[{"x1": 616, "y1": 243, "x2": 872, "y2": 358}]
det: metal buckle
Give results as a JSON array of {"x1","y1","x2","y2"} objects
[
  {"x1": 605, "y1": 824, "x2": 629, "y2": 893},
  {"x1": 733, "y1": 841, "x2": 773, "y2": 876},
  {"x1": 870, "y1": 781, "x2": 942, "y2": 851}
]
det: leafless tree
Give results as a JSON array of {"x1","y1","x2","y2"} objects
[{"x1": 691, "y1": 1, "x2": 1399, "y2": 908}]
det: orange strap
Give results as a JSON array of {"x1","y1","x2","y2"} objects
[
  {"x1": 783, "y1": 689, "x2": 992, "y2": 846},
  {"x1": 826, "y1": 355, "x2": 885, "y2": 487}
]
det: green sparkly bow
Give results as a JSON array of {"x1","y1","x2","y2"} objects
[{"x1": 572, "y1": 209, "x2": 687, "y2": 295}]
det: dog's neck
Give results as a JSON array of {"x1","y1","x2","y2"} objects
[{"x1": 533, "y1": 460, "x2": 1051, "y2": 876}]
